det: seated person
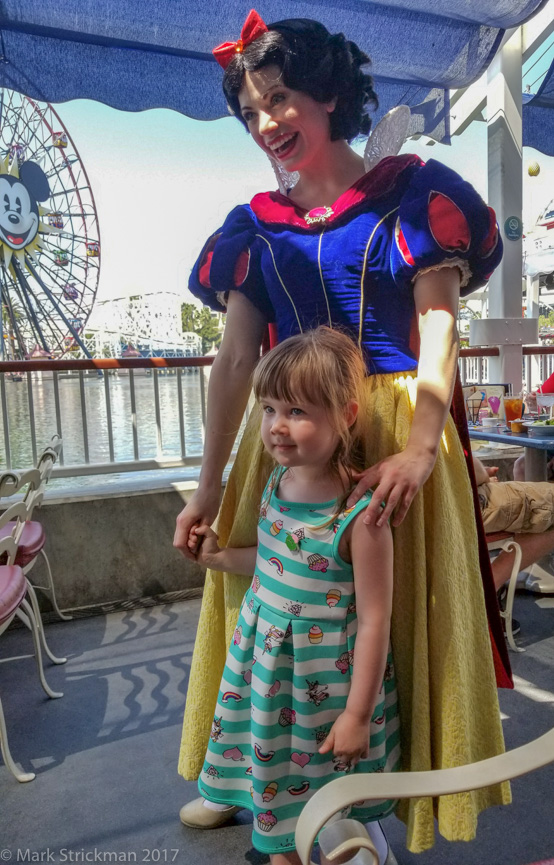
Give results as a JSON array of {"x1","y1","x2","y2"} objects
[{"x1": 474, "y1": 456, "x2": 554, "y2": 592}]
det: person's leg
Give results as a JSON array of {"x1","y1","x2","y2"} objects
[
  {"x1": 270, "y1": 852, "x2": 303, "y2": 865},
  {"x1": 491, "y1": 527, "x2": 554, "y2": 590}
]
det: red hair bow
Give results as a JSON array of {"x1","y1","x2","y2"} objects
[{"x1": 212, "y1": 9, "x2": 269, "y2": 69}]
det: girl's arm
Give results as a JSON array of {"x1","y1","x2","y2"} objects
[
  {"x1": 174, "y1": 292, "x2": 267, "y2": 559},
  {"x1": 319, "y1": 515, "x2": 393, "y2": 763},
  {"x1": 191, "y1": 525, "x2": 258, "y2": 576},
  {"x1": 347, "y1": 266, "x2": 461, "y2": 527}
]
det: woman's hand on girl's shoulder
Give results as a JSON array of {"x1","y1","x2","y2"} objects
[
  {"x1": 318, "y1": 710, "x2": 370, "y2": 766},
  {"x1": 347, "y1": 446, "x2": 436, "y2": 527},
  {"x1": 173, "y1": 486, "x2": 221, "y2": 560}
]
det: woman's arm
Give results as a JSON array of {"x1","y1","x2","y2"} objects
[
  {"x1": 173, "y1": 292, "x2": 267, "y2": 558},
  {"x1": 347, "y1": 266, "x2": 461, "y2": 527},
  {"x1": 319, "y1": 516, "x2": 393, "y2": 763}
]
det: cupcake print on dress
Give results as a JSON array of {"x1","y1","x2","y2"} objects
[
  {"x1": 278, "y1": 707, "x2": 296, "y2": 727},
  {"x1": 308, "y1": 553, "x2": 329, "y2": 572},
  {"x1": 308, "y1": 624, "x2": 323, "y2": 644},
  {"x1": 257, "y1": 810, "x2": 278, "y2": 833}
]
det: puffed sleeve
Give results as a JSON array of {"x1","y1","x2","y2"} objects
[
  {"x1": 391, "y1": 159, "x2": 502, "y2": 297},
  {"x1": 188, "y1": 205, "x2": 274, "y2": 320}
]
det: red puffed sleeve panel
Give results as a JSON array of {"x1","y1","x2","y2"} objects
[
  {"x1": 391, "y1": 159, "x2": 502, "y2": 298},
  {"x1": 189, "y1": 205, "x2": 274, "y2": 321}
]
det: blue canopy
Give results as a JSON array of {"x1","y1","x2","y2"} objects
[
  {"x1": 523, "y1": 57, "x2": 554, "y2": 156},
  {"x1": 0, "y1": 0, "x2": 548, "y2": 142}
]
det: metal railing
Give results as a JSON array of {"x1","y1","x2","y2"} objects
[
  {"x1": 0, "y1": 357, "x2": 216, "y2": 476},
  {"x1": 3, "y1": 346, "x2": 554, "y2": 479},
  {"x1": 459, "y1": 345, "x2": 554, "y2": 388}
]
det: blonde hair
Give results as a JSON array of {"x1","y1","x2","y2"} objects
[{"x1": 253, "y1": 327, "x2": 366, "y2": 493}]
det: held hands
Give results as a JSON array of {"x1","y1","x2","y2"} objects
[
  {"x1": 188, "y1": 524, "x2": 221, "y2": 569},
  {"x1": 347, "y1": 446, "x2": 436, "y2": 527},
  {"x1": 318, "y1": 710, "x2": 370, "y2": 767},
  {"x1": 173, "y1": 486, "x2": 221, "y2": 560}
]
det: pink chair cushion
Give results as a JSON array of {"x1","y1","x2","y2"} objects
[
  {"x1": 0, "y1": 521, "x2": 46, "y2": 566},
  {"x1": 0, "y1": 565, "x2": 26, "y2": 624}
]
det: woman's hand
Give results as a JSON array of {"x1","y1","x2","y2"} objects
[
  {"x1": 318, "y1": 710, "x2": 370, "y2": 767},
  {"x1": 347, "y1": 446, "x2": 436, "y2": 527},
  {"x1": 173, "y1": 486, "x2": 221, "y2": 560}
]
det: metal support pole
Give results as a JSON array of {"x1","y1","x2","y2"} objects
[
  {"x1": 482, "y1": 28, "x2": 538, "y2": 389},
  {"x1": 526, "y1": 274, "x2": 541, "y2": 389}
]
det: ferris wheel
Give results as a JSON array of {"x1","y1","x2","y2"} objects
[{"x1": 0, "y1": 89, "x2": 100, "y2": 360}]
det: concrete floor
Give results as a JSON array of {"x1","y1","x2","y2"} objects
[{"x1": 1, "y1": 593, "x2": 553, "y2": 865}]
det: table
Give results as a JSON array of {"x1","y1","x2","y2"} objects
[
  {"x1": 468, "y1": 426, "x2": 554, "y2": 481},
  {"x1": 469, "y1": 425, "x2": 554, "y2": 593}
]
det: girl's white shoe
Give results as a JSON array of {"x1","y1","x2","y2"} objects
[
  {"x1": 179, "y1": 797, "x2": 242, "y2": 829},
  {"x1": 318, "y1": 819, "x2": 397, "y2": 865}
]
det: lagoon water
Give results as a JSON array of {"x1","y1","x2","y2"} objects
[{"x1": 1, "y1": 371, "x2": 209, "y2": 491}]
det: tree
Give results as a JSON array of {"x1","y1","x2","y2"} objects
[
  {"x1": 181, "y1": 302, "x2": 224, "y2": 353},
  {"x1": 539, "y1": 309, "x2": 554, "y2": 329},
  {"x1": 196, "y1": 307, "x2": 223, "y2": 354},
  {"x1": 181, "y1": 302, "x2": 198, "y2": 333}
]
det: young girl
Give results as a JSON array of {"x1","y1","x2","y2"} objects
[{"x1": 185, "y1": 328, "x2": 399, "y2": 865}]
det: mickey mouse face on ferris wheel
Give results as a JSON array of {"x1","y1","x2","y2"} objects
[{"x1": 0, "y1": 161, "x2": 50, "y2": 252}]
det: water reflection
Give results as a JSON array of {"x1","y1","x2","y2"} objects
[{"x1": 1, "y1": 371, "x2": 209, "y2": 489}]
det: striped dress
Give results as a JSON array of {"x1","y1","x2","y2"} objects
[{"x1": 198, "y1": 470, "x2": 400, "y2": 854}]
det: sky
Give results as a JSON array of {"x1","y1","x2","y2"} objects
[{"x1": 47, "y1": 33, "x2": 554, "y2": 319}]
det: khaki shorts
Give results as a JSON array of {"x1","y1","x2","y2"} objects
[{"x1": 478, "y1": 480, "x2": 554, "y2": 534}]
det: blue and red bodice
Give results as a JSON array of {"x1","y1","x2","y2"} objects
[{"x1": 189, "y1": 155, "x2": 502, "y2": 375}]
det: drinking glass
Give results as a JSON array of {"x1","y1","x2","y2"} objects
[
  {"x1": 503, "y1": 395, "x2": 523, "y2": 424},
  {"x1": 466, "y1": 394, "x2": 484, "y2": 424}
]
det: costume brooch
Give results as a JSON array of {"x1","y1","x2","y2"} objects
[
  {"x1": 284, "y1": 528, "x2": 305, "y2": 552},
  {"x1": 304, "y1": 206, "x2": 334, "y2": 226}
]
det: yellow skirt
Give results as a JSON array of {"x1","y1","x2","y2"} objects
[{"x1": 178, "y1": 372, "x2": 510, "y2": 853}]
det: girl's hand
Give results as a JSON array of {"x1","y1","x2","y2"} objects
[
  {"x1": 173, "y1": 486, "x2": 221, "y2": 560},
  {"x1": 347, "y1": 446, "x2": 436, "y2": 527},
  {"x1": 318, "y1": 710, "x2": 370, "y2": 766},
  {"x1": 190, "y1": 524, "x2": 221, "y2": 568}
]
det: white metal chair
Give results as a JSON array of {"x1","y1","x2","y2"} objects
[
  {"x1": 24, "y1": 436, "x2": 70, "y2": 624},
  {"x1": 486, "y1": 531, "x2": 524, "y2": 652},
  {"x1": 295, "y1": 727, "x2": 554, "y2": 865},
  {"x1": 0, "y1": 498, "x2": 63, "y2": 783},
  {"x1": 0, "y1": 437, "x2": 69, "y2": 666}
]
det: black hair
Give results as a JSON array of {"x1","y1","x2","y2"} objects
[{"x1": 222, "y1": 19, "x2": 378, "y2": 143}]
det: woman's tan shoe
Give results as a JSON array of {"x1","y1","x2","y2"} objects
[{"x1": 179, "y1": 798, "x2": 242, "y2": 829}]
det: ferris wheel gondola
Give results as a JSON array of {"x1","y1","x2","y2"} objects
[{"x1": 0, "y1": 89, "x2": 100, "y2": 360}]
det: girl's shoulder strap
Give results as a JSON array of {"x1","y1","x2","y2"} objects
[
  {"x1": 261, "y1": 465, "x2": 285, "y2": 502},
  {"x1": 332, "y1": 490, "x2": 375, "y2": 548}
]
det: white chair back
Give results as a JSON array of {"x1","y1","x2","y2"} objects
[
  {"x1": 0, "y1": 500, "x2": 30, "y2": 565},
  {"x1": 0, "y1": 469, "x2": 40, "y2": 501}
]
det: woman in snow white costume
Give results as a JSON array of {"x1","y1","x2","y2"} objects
[{"x1": 175, "y1": 10, "x2": 511, "y2": 854}]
